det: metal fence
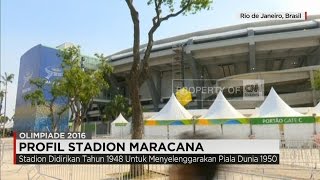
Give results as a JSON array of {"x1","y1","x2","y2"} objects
[{"x1": 1, "y1": 138, "x2": 320, "y2": 180}]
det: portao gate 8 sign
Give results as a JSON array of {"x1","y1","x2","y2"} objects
[{"x1": 172, "y1": 79, "x2": 264, "y2": 102}]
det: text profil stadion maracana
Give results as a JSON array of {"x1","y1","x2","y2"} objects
[{"x1": 19, "y1": 142, "x2": 204, "y2": 152}]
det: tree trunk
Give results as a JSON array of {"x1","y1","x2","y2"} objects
[
  {"x1": 73, "y1": 121, "x2": 81, "y2": 132},
  {"x1": 0, "y1": 95, "x2": 3, "y2": 116},
  {"x1": 125, "y1": 0, "x2": 148, "y2": 176},
  {"x1": 129, "y1": 81, "x2": 144, "y2": 139},
  {"x1": 53, "y1": 124, "x2": 58, "y2": 133},
  {"x1": 73, "y1": 114, "x2": 82, "y2": 132},
  {"x1": 129, "y1": 76, "x2": 144, "y2": 176},
  {"x1": 2, "y1": 121, "x2": 5, "y2": 137},
  {"x1": 50, "y1": 105, "x2": 56, "y2": 132}
]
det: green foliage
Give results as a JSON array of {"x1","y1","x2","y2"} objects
[
  {"x1": 1, "y1": 72, "x2": 14, "y2": 136},
  {"x1": 24, "y1": 46, "x2": 113, "y2": 132},
  {"x1": 95, "y1": 53, "x2": 113, "y2": 75},
  {"x1": 182, "y1": 0, "x2": 213, "y2": 14},
  {"x1": 57, "y1": 46, "x2": 112, "y2": 131},
  {"x1": 23, "y1": 77, "x2": 66, "y2": 132},
  {"x1": 95, "y1": 53, "x2": 114, "y2": 93},
  {"x1": 314, "y1": 70, "x2": 320, "y2": 90},
  {"x1": 0, "y1": 115, "x2": 9, "y2": 122},
  {"x1": 0, "y1": 90, "x2": 3, "y2": 116},
  {"x1": 1, "y1": 73, "x2": 14, "y2": 84},
  {"x1": 58, "y1": 46, "x2": 108, "y2": 105},
  {"x1": 147, "y1": 0, "x2": 212, "y2": 15},
  {"x1": 103, "y1": 95, "x2": 132, "y2": 122},
  {"x1": 1, "y1": 72, "x2": 15, "y2": 109},
  {"x1": 24, "y1": 89, "x2": 46, "y2": 106},
  {"x1": 24, "y1": 78, "x2": 47, "y2": 106}
]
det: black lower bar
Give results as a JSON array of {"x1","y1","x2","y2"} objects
[{"x1": 16, "y1": 154, "x2": 279, "y2": 164}]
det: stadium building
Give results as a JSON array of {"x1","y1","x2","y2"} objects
[
  {"x1": 109, "y1": 15, "x2": 320, "y2": 111},
  {"x1": 14, "y1": 15, "x2": 320, "y2": 131}
]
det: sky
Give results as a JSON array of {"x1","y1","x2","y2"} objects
[{"x1": 1, "y1": 0, "x2": 320, "y2": 117}]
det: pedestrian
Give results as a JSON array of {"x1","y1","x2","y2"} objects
[{"x1": 168, "y1": 132, "x2": 219, "y2": 180}]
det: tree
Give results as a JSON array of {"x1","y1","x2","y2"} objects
[
  {"x1": 58, "y1": 46, "x2": 112, "y2": 132},
  {"x1": 0, "y1": 115, "x2": 9, "y2": 136},
  {"x1": 0, "y1": 90, "x2": 4, "y2": 115},
  {"x1": 123, "y1": 0, "x2": 213, "y2": 176},
  {"x1": 24, "y1": 78, "x2": 67, "y2": 132},
  {"x1": 313, "y1": 70, "x2": 320, "y2": 90},
  {"x1": 102, "y1": 95, "x2": 132, "y2": 134},
  {"x1": 103, "y1": 94, "x2": 132, "y2": 122},
  {"x1": 1, "y1": 72, "x2": 14, "y2": 137}
]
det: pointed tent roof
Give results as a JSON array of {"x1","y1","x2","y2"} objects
[
  {"x1": 201, "y1": 91, "x2": 244, "y2": 119},
  {"x1": 253, "y1": 87, "x2": 303, "y2": 117},
  {"x1": 111, "y1": 113, "x2": 129, "y2": 126},
  {"x1": 148, "y1": 93, "x2": 192, "y2": 120}
]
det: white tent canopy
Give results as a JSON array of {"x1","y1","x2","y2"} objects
[
  {"x1": 252, "y1": 87, "x2": 310, "y2": 141},
  {"x1": 198, "y1": 91, "x2": 247, "y2": 138},
  {"x1": 111, "y1": 113, "x2": 130, "y2": 138},
  {"x1": 253, "y1": 87, "x2": 303, "y2": 117},
  {"x1": 111, "y1": 113, "x2": 128, "y2": 126},
  {"x1": 201, "y1": 91, "x2": 244, "y2": 119},
  {"x1": 145, "y1": 93, "x2": 193, "y2": 139},
  {"x1": 149, "y1": 93, "x2": 192, "y2": 120},
  {"x1": 202, "y1": 91, "x2": 250, "y2": 138}
]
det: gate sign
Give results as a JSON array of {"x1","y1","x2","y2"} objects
[
  {"x1": 316, "y1": 117, "x2": 320, "y2": 123},
  {"x1": 250, "y1": 116, "x2": 315, "y2": 125}
]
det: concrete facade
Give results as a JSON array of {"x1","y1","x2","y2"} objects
[{"x1": 108, "y1": 15, "x2": 320, "y2": 111}]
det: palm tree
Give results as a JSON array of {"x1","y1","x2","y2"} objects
[
  {"x1": 1, "y1": 73, "x2": 14, "y2": 137},
  {"x1": 103, "y1": 95, "x2": 132, "y2": 133},
  {"x1": 0, "y1": 90, "x2": 4, "y2": 115},
  {"x1": 0, "y1": 91, "x2": 4, "y2": 134}
]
